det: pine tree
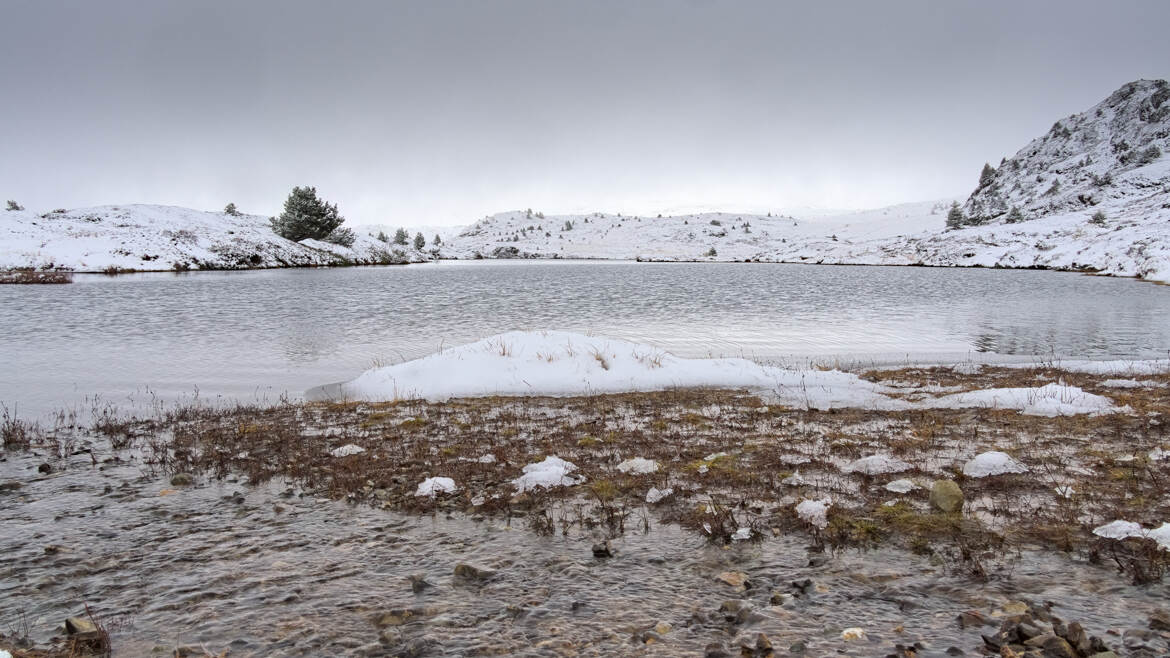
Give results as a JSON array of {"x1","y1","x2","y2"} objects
[
  {"x1": 413, "y1": 232, "x2": 425, "y2": 250},
  {"x1": 377, "y1": 231, "x2": 389, "y2": 243},
  {"x1": 562, "y1": 220, "x2": 573, "y2": 231},
  {"x1": 224, "y1": 202, "x2": 240, "y2": 216},
  {"x1": 979, "y1": 163, "x2": 996, "y2": 187},
  {"x1": 270, "y1": 186, "x2": 346, "y2": 242},
  {"x1": 393, "y1": 228, "x2": 409, "y2": 245},
  {"x1": 945, "y1": 202, "x2": 965, "y2": 230},
  {"x1": 433, "y1": 234, "x2": 442, "y2": 246}
]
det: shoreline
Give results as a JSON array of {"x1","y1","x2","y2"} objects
[{"x1": 2, "y1": 364, "x2": 1169, "y2": 655}]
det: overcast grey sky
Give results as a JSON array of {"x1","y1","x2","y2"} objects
[{"x1": 2, "y1": 1, "x2": 1168, "y2": 226}]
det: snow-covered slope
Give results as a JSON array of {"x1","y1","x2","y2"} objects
[
  {"x1": 963, "y1": 79, "x2": 1169, "y2": 224},
  {"x1": 445, "y1": 80, "x2": 1170, "y2": 283},
  {"x1": 0, "y1": 205, "x2": 432, "y2": 272},
  {"x1": 443, "y1": 201, "x2": 955, "y2": 262}
]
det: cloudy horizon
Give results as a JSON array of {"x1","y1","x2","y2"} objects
[{"x1": 3, "y1": 0, "x2": 1169, "y2": 226}]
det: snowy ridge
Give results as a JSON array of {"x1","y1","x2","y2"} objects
[
  {"x1": 0, "y1": 204, "x2": 432, "y2": 272},
  {"x1": 443, "y1": 81, "x2": 1170, "y2": 283},
  {"x1": 963, "y1": 79, "x2": 1169, "y2": 224}
]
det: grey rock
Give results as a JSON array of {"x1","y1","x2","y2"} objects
[
  {"x1": 170, "y1": 473, "x2": 194, "y2": 486},
  {"x1": 929, "y1": 479, "x2": 963, "y2": 512}
]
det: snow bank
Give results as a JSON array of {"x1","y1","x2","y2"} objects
[
  {"x1": 926, "y1": 383, "x2": 1118, "y2": 416},
  {"x1": 338, "y1": 330, "x2": 894, "y2": 408},
  {"x1": 330, "y1": 444, "x2": 366, "y2": 457},
  {"x1": 844, "y1": 454, "x2": 911, "y2": 475},
  {"x1": 415, "y1": 477, "x2": 457, "y2": 497},
  {"x1": 962, "y1": 451, "x2": 1029, "y2": 478},
  {"x1": 795, "y1": 498, "x2": 832, "y2": 529},
  {"x1": 512, "y1": 456, "x2": 583, "y2": 492},
  {"x1": 616, "y1": 457, "x2": 659, "y2": 474}
]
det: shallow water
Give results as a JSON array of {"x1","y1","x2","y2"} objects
[
  {"x1": 1, "y1": 446, "x2": 1166, "y2": 656},
  {"x1": 3, "y1": 261, "x2": 1170, "y2": 417}
]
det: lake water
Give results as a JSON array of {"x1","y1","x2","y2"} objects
[{"x1": 3, "y1": 260, "x2": 1169, "y2": 417}]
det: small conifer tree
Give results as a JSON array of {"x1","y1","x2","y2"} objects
[
  {"x1": 979, "y1": 163, "x2": 996, "y2": 187},
  {"x1": 413, "y1": 232, "x2": 425, "y2": 249},
  {"x1": 224, "y1": 202, "x2": 240, "y2": 216},
  {"x1": 6, "y1": 200, "x2": 23, "y2": 211},
  {"x1": 377, "y1": 230, "x2": 389, "y2": 243},
  {"x1": 393, "y1": 228, "x2": 409, "y2": 245},
  {"x1": 945, "y1": 202, "x2": 965, "y2": 230},
  {"x1": 270, "y1": 186, "x2": 346, "y2": 242},
  {"x1": 433, "y1": 234, "x2": 442, "y2": 246},
  {"x1": 1005, "y1": 206, "x2": 1025, "y2": 224}
]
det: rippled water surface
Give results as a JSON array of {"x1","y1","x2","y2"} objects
[
  {"x1": 1, "y1": 447, "x2": 1165, "y2": 657},
  {"x1": 3, "y1": 261, "x2": 1170, "y2": 416}
]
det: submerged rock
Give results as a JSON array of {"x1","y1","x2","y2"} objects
[
  {"x1": 929, "y1": 479, "x2": 964, "y2": 512},
  {"x1": 453, "y1": 563, "x2": 495, "y2": 582}
]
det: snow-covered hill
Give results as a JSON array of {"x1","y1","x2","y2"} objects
[
  {"x1": 445, "y1": 80, "x2": 1170, "y2": 283},
  {"x1": 0, "y1": 204, "x2": 433, "y2": 272},
  {"x1": 963, "y1": 79, "x2": 1169, "y2": 225}
]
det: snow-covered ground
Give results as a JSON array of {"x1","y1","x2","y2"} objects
[{"x1": 0, "y1": 204, "x2": 433, "y2": 272}]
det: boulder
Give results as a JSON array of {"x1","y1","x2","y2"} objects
[{"x1": 929, "y1": 480, "x2": 964, "y2": 513}]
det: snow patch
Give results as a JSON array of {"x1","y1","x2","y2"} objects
[
  {"x1": 415, "y1": 477, "x2": 457, "y2": 497},
  {"x1": 962, "y1": 451, "x2": 1029, "y2": 477},
  {"x1": 927, "y1": 383, "x2": 1118, "y2": 416},
  {"x1": 616, "y1": 457, "x2": 659, "y2": 474},
  {"x1": 329, "y1": 444, "x2": 366, "y2": 457},
  {"x1": 795, "y1": 498, "x2": 832, "y2": 530},
  {"x1": 844, "y1": 454, "x2": 911, "y2": 475},
  {"x1": 512, "y1": 456, "x2": 582, "y2": 493},
  {"x1": 884, "y1": 479, "x2": 919, "y2": 494},
  {"x1": 645, "y1": 487, "x2": 673, "y2": 504}
]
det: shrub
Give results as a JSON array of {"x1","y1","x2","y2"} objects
[
  {"x1": 270, "y1": 186, "x2": 346, "y2": 242},
  {"x1": 705, "y1": 247, "x2": 717, "y2": 257},
  {"x1": 1044, "y1": 179, "x2": 1061, "y2": 196},
  {"x1": 562, "y1": 220, "x2": 573, "y2": 231},
  {"x1": 6, "y1": 200, "x2": 23, "y2": 211},
  {"x1": 377, "y1": 231, "x2": 389, "y2": 243},
  {"x1": 1005, "y1": 206, "x2": 1025, "y2": 224},
  {"x1": 1089, "y1": 210, "x2": 1108, "y2": 226},
  {"x1": 224, "y1": 202, "x2": 240, "y2": 216},
  {"x1": 1136, "y1": 145, "x2": 1162, "y2": 166},
  {"x1": 326, "y1": 226, "x2": 355, "y2": 247}
]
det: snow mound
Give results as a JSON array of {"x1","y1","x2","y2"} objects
[
  {"x1": 795, "y1": 498, "x2": 832, "y2": 530},
  {"x1": 781, "y1": 471, "x2": 806, "y2": 486},
  {"x1": 927, "y1": 383, "x2": 1118, "y2": 416},
  {"x1": 512, "y1": 456, "x2": 583, "y2": 493},
  {"x1": 338, "y1": 330, "x2": 893, "y2": 408},
  {"x1": 1100, "y1": 379, "x2": 1148, "y2": 388},
  {"x1": 844, "y1": 454, "x2": 911, "y2": 475},
  {"x1": 330, "y1": 444, "x2": 366, "y2": 457},
  {"x1": 415, "y1": 477, "x2": 457, "y2": 497},
  {"x1": 962, "y1": 451, "x2": 1029, "y2": 477},
  {"x1": 616, "y1": 457, "x2": 659, "y2": 474},
  {"x1": 885, "y1": 479, "x2": 919, "y2": 494}
]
